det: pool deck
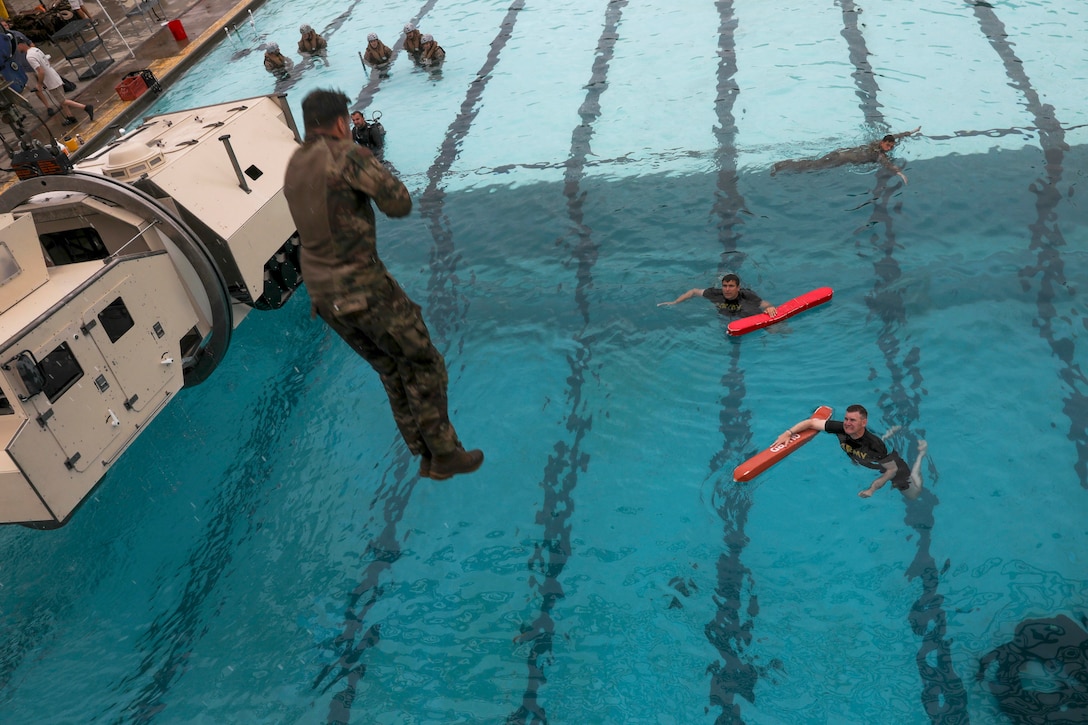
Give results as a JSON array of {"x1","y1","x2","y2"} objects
[{"x1": 2, "y1": 0, "x2": 266, "y2": 188}]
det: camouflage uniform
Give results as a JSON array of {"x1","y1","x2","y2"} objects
[
  {"x1": 284, "y1": 136, "x2": 460, "y2": 457},
  {"x1": 298, "y1": 30, "x2": 327, "y2": 54},
  {"x1": 404, "y1": 27, "x2": 423, "y2": 57},
  {"x1": 419, "y1": 39, "x2": 445, "y2": 67},
  {"x1": 363, "y1": 38, "x2": 393, "y2": 67}
]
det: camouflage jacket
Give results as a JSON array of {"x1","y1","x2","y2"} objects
[{"x1": 284, "y1": 135, "x2": 412, "y2": 312}]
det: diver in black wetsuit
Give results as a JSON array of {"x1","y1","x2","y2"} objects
[
  {"x1": 772, "y1": 127, "x2": 921, "y2": 184},
  {"x1": 350, "y1": 111, "x2": 384, "y2": 157}
]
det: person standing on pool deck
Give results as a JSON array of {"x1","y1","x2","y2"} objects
[
  {"x1": 658, "y1": 273, "x2": 779, "y2": 317},
  {"x1": 772, "y1": 404, "x2": 927, "y2": 499},
  {"x1": 18, "y1": 40, "x2": 93, "y2": 125},
  {"x1": 771, "y1": 127, "x2": 921, "y2": 184},
  {"x1": 283, "y1": 88, "x2": 484, "y2": 481}
]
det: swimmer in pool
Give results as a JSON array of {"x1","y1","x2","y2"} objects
[
  {"x1": 773, "y1": 404, "x2": 928, "y2": 499},
  {"x1": 658, "y1": 273, "x2": 778, "y2": 318},
  {"x1": 771, "y1": 127, "x2": 921, "y2": 184}
]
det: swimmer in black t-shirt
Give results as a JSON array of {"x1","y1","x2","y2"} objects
[
  {"x1": 658, "y1": 273, "x2": 779, "y2": 317},
  {"x1": 773, "y1": 403, "x2": 928, "y2": 499}
]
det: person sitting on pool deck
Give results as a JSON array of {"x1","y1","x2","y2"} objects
[
  {"x1": 772, "y1": 404, "x2": 928, "y2": 499},
  {"x1": 363, "y1": 33, "x2": 393, "y2": 67},
  {"x1": 771, "y1": 127, "x2": 921, "y2": 184},
  {"x1": 658, "y1": 273, "x2": 778, "y2": 318}
]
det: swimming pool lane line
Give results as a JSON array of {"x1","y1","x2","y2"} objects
[
  {"x1": 699, "y1": 2, "x2": 766, "y2": 723},
  {"x1": 315, "y1": 465, "x2": 420, "y2": 724},
  {"x1": 506, "y1": 1, "x2": 626, "y2": 722},
  {"x1": 705, "y1": 347, "x2": 762, "y2": 724},
  {"x1": 417, "y1": 0, "x2": 527, "y2": 342},
  {"x1": 100, "y1": 317, "x2": 328, "y2": 721},
  {"x1": 837, "y1": 2, "x2": 971, "y2": 721},
  {"x1": 969, "y1": 2, "x2": 1088, "y2": 491}
]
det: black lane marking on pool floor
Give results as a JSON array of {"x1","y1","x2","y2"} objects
[
  {"x1": 839, "y1": 1, "x2": 970, "y2": 721},
  {"x1": 506, "y1": 1, "x2": 626, "y2": 723},
  {"x1": 702, "y1": 2, "x2": 763, "y2": 724},
  {"x1": 969, "y1": 2, "x2": 1088, "y2": 490},
  {"x1": 418, "y1": 0, "x2": 527, "y2": 340},
  {"x1": 102, "y1": 331, "x2": 327, "y2": 722},
  {"x1": 317, "y1": 471, "x2": 420, "y2": 725}
]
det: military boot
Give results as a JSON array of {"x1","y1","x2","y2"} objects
[{"x1": 429, "y1": 447, "x2": 484, "y2": 480}]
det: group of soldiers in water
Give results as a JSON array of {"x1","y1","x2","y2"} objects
[
  {"x1": 263, "y1": 22, "x2": 445, "y2": 81},
  {"x1": 363, "y1": 23, "x2": 446, "y2": 70},
  {"x1": 261, "y1": 22, "x2": 449, "y2": 162}
]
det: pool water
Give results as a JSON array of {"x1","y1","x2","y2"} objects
[{"x1": 2, "y1": 0, "x2": 1087, "y2": 723}]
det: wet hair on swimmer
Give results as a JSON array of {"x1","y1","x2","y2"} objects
[
  {"x1": 721, "y1": 273, "x2": 740, "y2": 285},
  {"x1": 846, "y1": 404, "x2": 868, "y2": 418},
  {"x1": 882, "y1": 134, "x2": 896, "y2": 144},
  {"x1": 301, "y1": 88, "x2": 351, "y2": 132}
]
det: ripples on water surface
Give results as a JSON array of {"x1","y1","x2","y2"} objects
[{"x1": 1, "y1": 0, "x2": 1087, "y2": 723}]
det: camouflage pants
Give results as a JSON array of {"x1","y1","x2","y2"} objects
[{"x1": 317, "y1": 278, "x2": 459, "y2": 457}]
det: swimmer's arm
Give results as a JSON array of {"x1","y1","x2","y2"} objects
[
  {"x1": 657, "y1": 288, "x2": 703, "y2": 307},
  {"x1": 759, "y1": 299, "x2": 779, "y2": 318},
  {"x1": 859, "y1": 458, "x2": 896, "y2": 498},
  {"x1": 893, "y1": 126, "x2": 922, "y2": 140},
  {"x1": 878, "y1": 153, "x2": 908, "y2": 184},
  {"x1": 771, "y1": 417, "x2": 827, "y2": 447}
]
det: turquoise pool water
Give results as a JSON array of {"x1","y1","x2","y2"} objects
[{"x1": 2, "y1": 0, "x2": 1087, "y2": 723}]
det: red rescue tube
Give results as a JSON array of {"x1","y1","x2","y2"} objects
[
  {"x1": 727, "y1": 286, "x2": 833, "y2": 336},
  {"x1": 733, "y1": 405, "x2": 832, "y2": 482}
]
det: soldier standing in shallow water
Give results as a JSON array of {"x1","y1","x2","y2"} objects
[
  {"x1": 418, "y1": 33, "x2": 445, "y2": 67},
  {"x1": 362, "y1": 33, "x2": 393, "y2": 68},
  {"x1": 297, "y1": 24, "x2": 327, "y2": 55},
  {"x1": 263, "y1": 43, "x2": 293, "y2": 79},
  {"x1": 283, "y1": 89, "x2": 484, "y2": 480},
  {"x1": 403, "y1": 23, "x2": 423, "y2": 57}
]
